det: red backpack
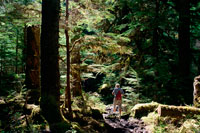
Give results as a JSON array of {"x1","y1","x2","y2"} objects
[{"x1": 116, "y1": 90, "x2": 122, "y2": 100}]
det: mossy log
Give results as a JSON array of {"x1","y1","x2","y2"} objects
[
  {"x1": 193, "y1": 75, "x2": 200, "y2": 108},
  {"x1": 131, "y1": 102, "x2": 159, "y2": 118},
  {"x1": 157, "y1": 105, "x2": 200, "y2": 117}
]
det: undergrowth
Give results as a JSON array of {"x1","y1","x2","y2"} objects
[{"x1": 142, "y1": 112, "x2": 200, "y2": 133}]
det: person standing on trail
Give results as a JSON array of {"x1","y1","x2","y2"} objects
[{"x1": 112, "y1": 83, "x2": 124, "y2": 117}]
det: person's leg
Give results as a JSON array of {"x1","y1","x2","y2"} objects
[
  {"x1": 113, "y1": 98, "x2": 116, "y2": 112},
  {"x1": 119, "y1": 108, "x2": 121, "y2": 117},
  {"x1": 119, "y1": 100, "x2": 122, "y2": 117}
]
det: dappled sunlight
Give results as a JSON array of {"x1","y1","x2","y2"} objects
[{"x1": 1, "y1": 0, "x2": 200, "y2": 132}]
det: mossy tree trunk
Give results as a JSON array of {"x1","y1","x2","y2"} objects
[
  {"x1": 70, "y1": 0, "x2": 82, "y2": 98},
  {"x1": 65, "y1": 0, "x2": 72, "y2": 117},
  {"x1": 25, "y1": 26, "x2": 40, "y2": 104},
  {"x1": 193, "y1": 75, "x2": 200, "y2": 108},
  {"x1": 71, "y1": 46, "x2": 82, "y2": 97},
  {"x1": 40, "y1": 0, "x2": 68, "y2": 132}
]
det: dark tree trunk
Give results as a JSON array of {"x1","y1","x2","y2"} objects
[
  {"x1": 71, "y1": 46, "x2": 82, "y2": 97},
  {"x1": 25, "y1": 26, "x2": 40, "y2": 104},
  {"x1": 177, "y1": 0, "x2": 190, "y2": 76},
  {"x1": 198, "y1": 57, "x2": 200, "y2": 74},
  {"x1": 40, "y1": 0, "x2": 69, "y2": 131},
  {"x1": 174, "y1": 0, "x2": 192, "y2": 104},
  {"x1": 152, "y1": 0, "x2": 159, "y2": 58},
  {"x1": 65, "y1": 0, "x2": 72, "y2": 117}
]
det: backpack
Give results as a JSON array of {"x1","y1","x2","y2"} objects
[{"x1": 116, "y1": 90, "x2": 122, "y2": 100}]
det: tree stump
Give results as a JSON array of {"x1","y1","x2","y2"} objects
[{"x1": 193, "y1": 75, "x2": 200, "y2": 108}]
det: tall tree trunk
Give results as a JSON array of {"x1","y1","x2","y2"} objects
[
  {"x1": 25, "y1": 26, "x2": 40, "y2": 104},
  {"x1": 15, "y1": 29, "x2": 18, "y2": 74},
  {"x1": 23, "y1": 25, "x2": 27, "y2": 73},
  {"x1": 152, "y1": 0, "x2": 159, "y2": 58},
  {"x1": 175, "y1": 0, "x2": 192, "y2": 104},
  {"x1": 178, "y1": 0, "x2": 190, "y2": 76},
  {"x1": 71, "y1": 46, "x2": 82, "y2": 97},
  {"x1": 65, "y1": 0, "x2": 72, "y2": 116},
  {"x1": 0, "y1": 44, "x2": 3, "y2": 89},
  {"x1": 40, "y1": 0, "x2": 69, "y2": 131},
  {"x1": 198, "y1": 57, "x2": 200, "y2": 74}
]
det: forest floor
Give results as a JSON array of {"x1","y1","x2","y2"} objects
[
  {"x1": 103, "y1": 105, "x2": 149, "y2": 133},
  {"x1": 1, "y1": 92, "x2": 200, "y2": 133}
]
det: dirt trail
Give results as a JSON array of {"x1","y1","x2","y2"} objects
[{"x1": 103, "y1": 106, "x2": 150, "y2": 133}]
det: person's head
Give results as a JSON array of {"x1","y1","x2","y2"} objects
[{"x1": 115, "y1": 83, "x2": 120, "y2": 88}]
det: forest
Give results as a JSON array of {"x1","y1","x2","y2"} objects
[{"x1": 0, "y1": 0, "x2": 200, "y2": 132}]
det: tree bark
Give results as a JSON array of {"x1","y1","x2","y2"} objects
[
  {"x1": 65, "y1": 0, "x2": 72, "y2": 116},
  {"x1": 40, "y1": 0, "x2": 68, "y2": 131},
  {"x1": 23, "y1": 26, "x2": 27, "y2": 73},
  {"x1": 177, "y1": 0, "x2": 190, "y2": 76},
  {"x1": 152, "y1": 0, "x2": 159, "y2": 58},
  {"x1": 198, "y1": 57, "x2": 200, "y2": 74},
  {"x1": 71, "y1": 46, "x2": 82, "y2": 97},
  {"x1": 193, "y1": 75, "x2": 200, "y2": 108},
  {"x1": 25, "y1": 26, "x2": 40, "y2": 104}
]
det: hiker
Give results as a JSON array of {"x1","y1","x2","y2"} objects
[{"x1": 112, "y1": 83, "x2": 124, "y2": 117}]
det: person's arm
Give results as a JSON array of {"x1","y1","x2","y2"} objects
[
  {"x1": 112, "y1": 89, "x2": 115, "y2": 95},
  {"x1": 121, "y1": 89, "x2": 124, "y2": 96}
]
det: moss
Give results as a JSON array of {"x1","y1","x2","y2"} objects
[
  {"x1": 142, "y1": 112, "x2": 180, "y2": 133},
  {"x1": 179, "y1": 119, "x2": 199, "y2": 133},
  {"x1": 86, "y1": 93, "x2": 106, "y2": 113},
  {"x1": 71, "y1": 122, "x2": 85, "y2": 133},
  {"x1": 40, "y1": 95, "x2": 62, "y2": 123},
  {"x1": 142, "y1": 112, "x2": 159, "y2": 125},
  {"x1": 158, "y1": 105, "x2": 200, "y2": 117},
  {"x1": 142, "y1": 111, "x2": 200, "y2": 133},
  {"x1": 131, "y1": 102, "x2": 160, "y2": 118}
]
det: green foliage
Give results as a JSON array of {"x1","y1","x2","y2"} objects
[
  {"x1": 0, "y1": 0, "x2": 41, "y2": 95},
  {"x1": 84, "y1": 92, "x2": 106, "y2": 113},
  {"x1": 99, "y1": 0, "x2": 200, "y2": 105},
  {"x1": 154, "y1": 121, "x2": 167, "y2": 133},
  {"x1": 0, "y1": 73, "x2": 25, "y2": 96},
  {"x1": 1, "y1": 0, "x2": 200, "y2": 132}
]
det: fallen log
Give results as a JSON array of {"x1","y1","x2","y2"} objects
[
  {"x1": 131, "y1": 102, "x2": 159, "y2": 118},
  {"x1": 157, "y1": 105, "x2": 200, "y2": 117}
]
